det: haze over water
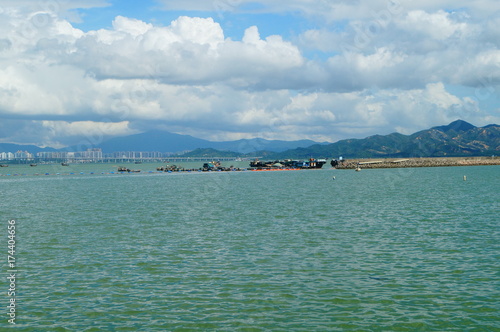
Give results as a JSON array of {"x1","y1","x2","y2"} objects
[{"x1": 2, "y1": 164, "x2": 499, "y2": 330}]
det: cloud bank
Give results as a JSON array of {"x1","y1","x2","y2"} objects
[{"x1": 0, "y1": 1, "x2": 498, "y2": 148}]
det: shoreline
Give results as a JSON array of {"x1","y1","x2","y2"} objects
[{"x1": 334, "y1": 156, "x2": 500, "y2": 169}]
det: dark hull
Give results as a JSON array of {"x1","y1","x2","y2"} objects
[{"x1": 249, "y1": 159, "x2": 327, "y2": 169}]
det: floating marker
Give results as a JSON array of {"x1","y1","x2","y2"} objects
[{"x1": 463, "y1": 175, "x2": 467, "y2": 181}]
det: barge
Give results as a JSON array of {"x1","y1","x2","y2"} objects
[{"x1": 249, "y1": 158, "x2": 327, "y2": 170}]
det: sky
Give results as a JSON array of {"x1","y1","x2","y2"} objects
[{"x1": 0, "y1": 0, "x2": 499, "y2": 148}]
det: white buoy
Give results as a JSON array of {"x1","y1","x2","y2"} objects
[
  {"x1": 332, "y1": 176, "x2": 336, "y2": 180},
  {"x1": 463, "y1": 175, "x2": 467, "y2": 181}
]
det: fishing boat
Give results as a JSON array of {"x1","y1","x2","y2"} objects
[
  {"x1": 157, "y1": 164, "x2": 183, "y2": 172},
  {"x1": 118, "y1": 167, "x2": 141, "y2": 173},
  {"x1": 249, "y1": 158, "x2": 327, "y2": 169}
]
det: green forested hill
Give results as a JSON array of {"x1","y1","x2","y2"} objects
[{"x1": 264, "y1": 120, "x2": 500, "y2": 159}]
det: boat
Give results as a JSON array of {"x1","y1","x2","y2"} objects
[
  {"x1": 249, "y1": 160, "x2": 275, "y2": 168},
  {"x1": 30, "y1": 164, "x2": 37, "y2": 167},
  {"x1": 202, "y1": 161, "x2": 223, "y2": 171},
  {"x1": 0, "y1": 164, "x2": 9, "y2": 167},
  {"x1": 201, "y1": 161, "x2": 237, "y2": 172},
  {"x1": 118, "y1": 166, "x2": 141, "y2": 173},
  {"x1": 249, "y1": 158, "x2": 327, "y2": 170},
  {"x1": 61, "y1": 163, "x2": 69, "y2": 166},
  {"x1": 157, "y1": 164, "x2": 184, "y2": 172}
]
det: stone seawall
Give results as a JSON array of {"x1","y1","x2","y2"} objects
[{"x1": 335, "y1": 157, "x2": 500, "y2": 169}]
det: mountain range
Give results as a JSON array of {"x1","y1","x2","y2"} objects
[
  {"x1": 0, "y1": 143, "x2": 57, "y2": 154},
  {"x1": 1, "y1": 120, "x2": 498, "y2": 158},
  {"x1": 267, "y1": 120, "x2": 499, "y2": 159},
  {"x1": 98, "y1": 119, "x2": 499, "y2": 158},
  {"x1": 0, "y1": 131, "x2": 323, "y2": 155},
  {"x1": 92, "y1": 131, "x2": 325, "y2": 154}
]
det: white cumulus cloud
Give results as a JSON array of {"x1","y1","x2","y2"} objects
[{"x1": 0, "y1": 0, "x2": 498, "y2": 147}]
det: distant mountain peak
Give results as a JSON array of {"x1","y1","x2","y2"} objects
[
  {"x1": 90, "y1": 130, "x2": 324, "y2": 153},
  {"x1": 270, "y1": 120, "x2": 498, "y2": 159},
  {"x1": 433, "y1": 120, "x2": 476, "y2": 133}
]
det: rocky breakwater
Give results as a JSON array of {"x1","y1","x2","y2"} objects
[{"x1": 335, "y1": 157, "x2": 500, "y2": 169}]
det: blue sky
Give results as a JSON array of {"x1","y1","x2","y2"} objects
[
  {"x1": 0, "y1": 0, "x2": 498, "y2": 147},
  {"x1": 73, "y1": 0, "x2": 314, "y2": 42},
  {"x1": 73, "y1": 1, "x2": 175, "y2": 31}
]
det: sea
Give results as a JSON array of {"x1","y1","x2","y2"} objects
[{"x1": 1, "y1": 162, "x2": 499, "y2": 331}]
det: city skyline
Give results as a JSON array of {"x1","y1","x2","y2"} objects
[{"x1": 0, "y1": 148, "x2": 178, "y2": 162}]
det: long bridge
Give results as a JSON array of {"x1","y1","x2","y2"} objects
[{"x1": 9, "y1": 157, "x2": 254, "y2": 164}]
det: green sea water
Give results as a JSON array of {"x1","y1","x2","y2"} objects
[{"x1": 1, "y1": 164, "x2": 499, "y2": 331}]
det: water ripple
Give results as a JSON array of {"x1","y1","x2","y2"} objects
[{"x1": 4, "y1": 166, "x2": 499, "y2": 330}]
